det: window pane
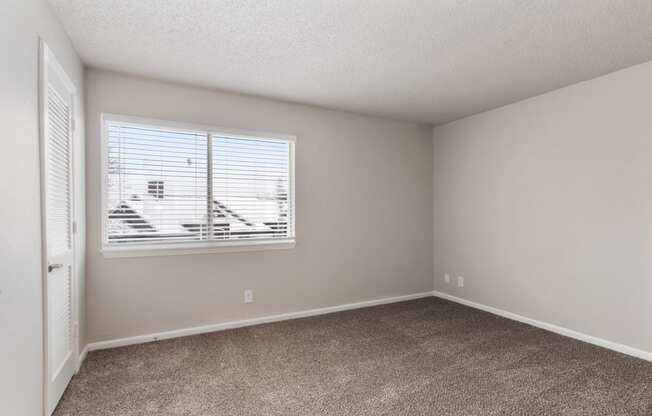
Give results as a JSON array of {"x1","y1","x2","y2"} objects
[
  {"x1": 106, "y1": 123, "x2": 208, "y2": 244},
  {"x1": 212, "y1": 135, "x2": 292, "y2": 241}
]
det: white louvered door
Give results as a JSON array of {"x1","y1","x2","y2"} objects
[{"x1": 41, "y1": 42, "x2": 77, "y2": 416}]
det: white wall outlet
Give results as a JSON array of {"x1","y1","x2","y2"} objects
[
  {"x1": 244, "y1": 289, "x2": 254, "y2": 304},
  {"x1": 457, "y1": 276, "x2": 464, "y2": 288},
  {"x1": 444, "y1": 273, "x2": 451, "y2": 284}
]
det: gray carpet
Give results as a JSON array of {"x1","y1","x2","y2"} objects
[{"x1": 54, "y1": 298, "x2": 652, "y2": 415}]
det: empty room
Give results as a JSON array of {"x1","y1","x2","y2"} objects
[{"x1": 2, "y1": 0, "x2": 652, "y2": 415}]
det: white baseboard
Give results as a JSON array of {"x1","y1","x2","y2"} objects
[
  {"x1": 81, "y1": 290, "x2": 651, "y2": 364},
  {"x1": 432, "y1": 290, "x2": 652, "y2": 363},
  {"x1": 85, "y1": 291, "x2": 433, "y2": 352},
  {"x1": 77, "y1": 345, "x2": 89, "y2": 372}
]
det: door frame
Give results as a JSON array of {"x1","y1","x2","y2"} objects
[{"x1": 38, "y1": 39, "x2": 80, "y2": 416}]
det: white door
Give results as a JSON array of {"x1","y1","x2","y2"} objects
[{"x1": 40, "y1": 41, "x2": 78, "y2": 416}]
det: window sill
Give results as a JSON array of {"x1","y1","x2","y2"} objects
[{"x1": 101, "y1": 239, "x2": 295, "y2": 258}]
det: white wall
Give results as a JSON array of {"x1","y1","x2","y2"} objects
[
  {"x1": 0, "y1": 0, "x2": 85, "y2": 415},
  {"x1": 84, "y1": 69, "x2": 433, "y2": 343},
  {"x1": 433, "y1": 61, "x2": 652, "y2": 353}
]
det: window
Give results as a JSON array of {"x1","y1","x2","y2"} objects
[
  {"x1": 102, "y1": 114, "x2": 295, "y2": 257},
  {"x1": 147, "y1": 180, "x2": 164, "y2": 199}
]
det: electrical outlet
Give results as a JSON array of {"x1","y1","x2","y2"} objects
[
  {"x1": 444, "y1": 273, "x2": 451, "y2": 284},
  {"x1": 244, "y1": 289, "x2": 254, "y2": 304},
  {"x1": 457, "y1": 276, "x2": 464, "y2": 288}
]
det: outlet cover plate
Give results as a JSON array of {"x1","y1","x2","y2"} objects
[{"x1": 244, "y1": 289, "x2": 254, "y2": 304}]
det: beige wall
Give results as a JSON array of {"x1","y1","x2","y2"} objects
[
  {"x1": 0, "y1": 0, "x2": 85, "y2": 414},
  {"x1": 433, "y1": 61, "x2": 652, "y2": 353},
  {"x1": 84, "y1": 69, "x2": 433, "y2": 343}
]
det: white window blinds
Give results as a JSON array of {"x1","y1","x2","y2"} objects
[
  {"x1": 212, "y1": 135, "x2": 291, "y2": 240},
  {"x1": 105, "y1": 122, "x2": 208, "y2": 244},
  {"x1": 103, "y1": 116, "x2": 294, "y2": 250}
]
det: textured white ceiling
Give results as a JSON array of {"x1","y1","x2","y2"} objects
[{"x1": 48, "y1": 0, "x2": 652, "y2": 124}]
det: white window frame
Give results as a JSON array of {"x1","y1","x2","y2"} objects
[{"x1": 100, "y1": 113, "x2": 296, "y2": 258}]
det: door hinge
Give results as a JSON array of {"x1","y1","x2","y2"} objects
[
  {"x1": 72, "y1": 221, "x2": 78, "y2": 235},
  {"x1": 70, "y1": 115, "x2": 75, "y2": 132}
]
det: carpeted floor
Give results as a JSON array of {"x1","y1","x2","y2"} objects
[{"x1": 54, "y1": 298, "x2": 652, "y2": 415}]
